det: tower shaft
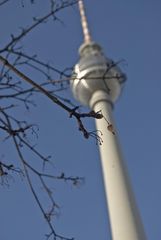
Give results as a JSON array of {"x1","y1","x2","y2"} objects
[
  {"x1": 71, "y1": 1, "x2": 147, "y2": 239},
  {"x1": 90, "y1": 90, "x2": 146, "y2": 240}
]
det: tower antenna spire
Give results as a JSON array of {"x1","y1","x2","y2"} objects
[{"x1": 78, "y1": 0, "x2": 92, "y2": 44}]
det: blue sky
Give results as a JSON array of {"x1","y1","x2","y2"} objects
[{"x1": 0, "y1": 0, "x2": 161, "y2": 240}]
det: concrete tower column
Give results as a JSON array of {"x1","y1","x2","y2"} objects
[
  {"x1": 71, "y1": 1, "x2": 147, "y2": 239},
  {"x1": 90, "y1": 90, "x2": 146, "y2": 240}
]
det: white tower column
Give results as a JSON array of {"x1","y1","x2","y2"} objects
[
  {"x1": 71, "y1": 1, "x2": 147, "y2": 239},
  {"x1": 90, "y1": 90, "x2": 146, "y2": 240}
]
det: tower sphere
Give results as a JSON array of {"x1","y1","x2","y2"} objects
[{"x1": 71, "y1": 42, "x2": 126, "y2": 107}]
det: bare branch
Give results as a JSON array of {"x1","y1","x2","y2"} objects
[
  {"x1": 0, "y1": 55, "x2": 104, "y2": 142},
  {"x1": 0, "y1": 106, "x2": 77, "y2": 239},
  {"x1": 0, "y1": 0, "x2": 79, "y2": 53},
  {"x1": 0, "y1": 0, "x2": 9, "y2": 7}
]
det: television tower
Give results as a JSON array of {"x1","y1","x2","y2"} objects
[{"x1": 70, "y1": 1, "x2": 146, "y2": 240}]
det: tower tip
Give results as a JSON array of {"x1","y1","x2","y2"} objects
[{"x1": 78, "y1": 0, "x2": 92, "y2": 44}]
